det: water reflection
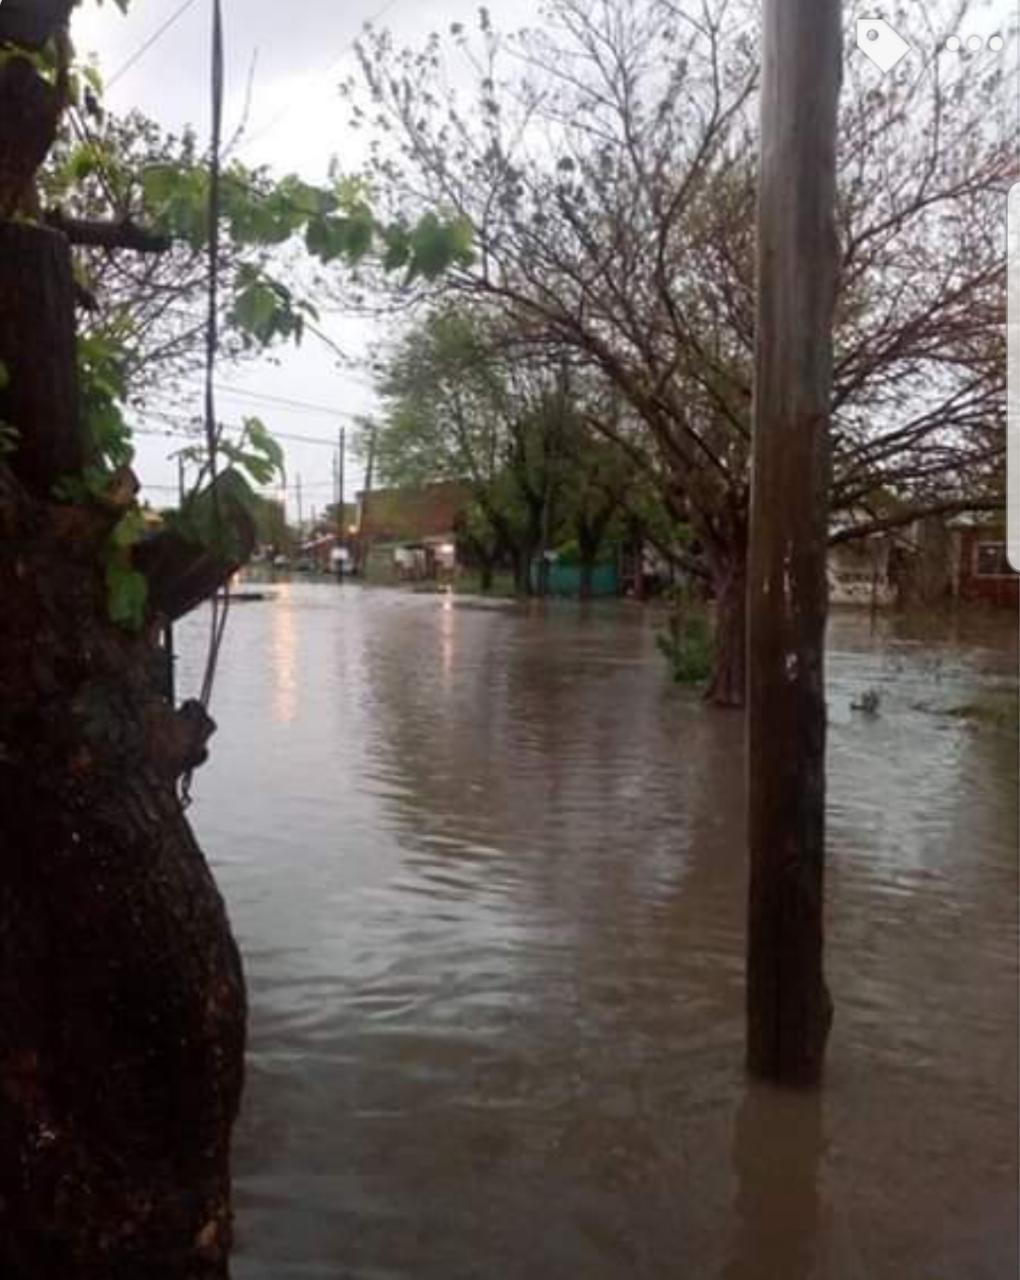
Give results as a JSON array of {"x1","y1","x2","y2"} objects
[
  {"x1": 269, "y1": 583, "x2": 298, "y2": 724},
  {"x1": 440, "y1": 590, "x2": 456, "y2": 686},
  {"x1": 721, "y1": 1085, "x2": 826, "y2": 1280},
  {"x1": 178, "y1": 588, "x2": 1017, "y2": 1280}
]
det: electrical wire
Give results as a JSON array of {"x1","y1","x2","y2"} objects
[
  {"x1": 195, "y1": 382, "x2": 371, "y2": 419},
  {"x1": 238, "y1": 0, "x2": 404, "y2": 150},
  {"x1": 134, "y1": 409, "x2": 352, "y2": 450},
  {"x1": 107, "y1": 0, "x2": 201, "y2": 88}
]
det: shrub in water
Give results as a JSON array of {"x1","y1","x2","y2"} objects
[{"x1": 656, "y1": 588, "x2": 715, "y2": 685}]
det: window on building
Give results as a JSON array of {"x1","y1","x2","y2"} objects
[{"x1": 975, "y1": 542, "x2": 1012, "y2": 578}]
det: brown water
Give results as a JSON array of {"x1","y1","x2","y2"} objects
[{"x1": 176, "y1": 585, "x2": 1019, "y2": 1280}]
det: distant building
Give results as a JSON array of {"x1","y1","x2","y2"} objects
[
  {"x1": 299, "y1": 534, "x2": 346, "y2": 573},
  {"x1": 950, "y1": 519, "x2": 1018, "y2": 608},
  {"x1": 827, "y1": 514, "x2": 1017, "y2": 610},
  {"x1": 356, "y1": 481, "x2": 470, "y2": 582},
  {"x1": 249, "y1": 496, "x2": 297, "y2": 563},
  {"x1": 828, "y1": 535, "x2": 897, "y2": 607}
]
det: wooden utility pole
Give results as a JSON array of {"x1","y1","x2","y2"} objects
[
  {"x1": 357, "y1": 423, "x2": 377, "y2": 576},
  {"x1": 336, "y1": 426, "x2": 346, "y2": 580},
  {"x1": 338, "y1": 426, "x2": 346, "y2": 525},
  {"x1": 296, "y1": 471, "x2": 303, "y2": 541},
  {"x1": 746, "y1": 0, "x2": 841, "y2": 1084}
]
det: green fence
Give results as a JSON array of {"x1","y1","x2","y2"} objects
[{"x1": 532, "y1": 561, "x2": 620, "y2": 598}]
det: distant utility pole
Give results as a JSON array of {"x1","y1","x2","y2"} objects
[
  {"x1": 746, "y1": 0, "x2": 841, "y2": 1085},
  {"x1": 336, "y1": 426, "x2": 346, "y2": 580},
  {"x1": 296, "y1": 472, "x2": 303, "y2": 540},
  {"x1": 357, "y1": 423, "x2": 377, "y2": 576},
  {"x1": 177, "y1": 455, "x2": 185, "y2": 505},
  {"x1": 338, "y1": 426, "x2": 346, "y2": 526}
]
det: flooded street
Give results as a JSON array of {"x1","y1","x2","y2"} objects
[{"x1": 176, "y1": 584, "x2": 1018, "y2": 1280}]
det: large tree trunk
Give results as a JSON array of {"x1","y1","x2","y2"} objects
[
  {"x1": 0, "y1": 225, "x2": 82, "y2": 489},
  {"x1": 0, "y1": 0, "x2": 76, "y2": 50},
  {"x1": 510, "y1": 548, "x2": 525, "y2": 595},
  {"x1": 745, "y1": 0, "x2": 840, "y2": 1085},
  {"x1": 577, "y1": 524, "x2": 600, "y2": 602},
  {"x1": 535, "y1": 553, "x2": 551, "y2": 598},
  {"x1": 578, "y1": 557, "x2": 595, "y2": 601},
  {"x1": 511, "y1": 546, "x2": 535, "y2": 597},
  {"x1": 0, "y1": 227, "x2": 246, "y2": 1275}
]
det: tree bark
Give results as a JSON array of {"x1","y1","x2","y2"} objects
[
  {"x1": 535, "y1": 553, "x2": 550, "y2": 598},
  {"x1": 0, "y1": 60, "x2": 63, "y2": 221},
  {"x1": 705, "y1": 551, "x2": 747, "y2": 708},
  {"x1": 43, "y1": 211, "x2": 172, "y2": 255},
  {"x1": 0, "y1": 219, "x2": 246, "y2": 1276},
  {"x1": 0, "y1": 224, "x2": 83, "y2": 494},
  {"x1": 510, "y1": 547, "x2": 534, "y2": 597},
  {"x1": 579, "y1": 557, "x2": 595, "y2": 601},
  {"x1": 745, "y1": 0, "x2": 840, "y2": 1085},
  {"x1": 0, "y1": 0, "x2": 76, "y2": 49},
  {"x1": 136, "y1": 472, "x2": 257, "y2": 623}
]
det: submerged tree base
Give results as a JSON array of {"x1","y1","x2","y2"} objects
[
  {"x1": 0, "y1": 469, "x2": 246, "y2": 1278},
  {"x1": 705, "y1": 566, "x2": 747, "y2": 710}
]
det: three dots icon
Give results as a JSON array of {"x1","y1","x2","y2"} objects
[{"x1": 944, "y1": 33, "x2": 1005, "y2": 53}]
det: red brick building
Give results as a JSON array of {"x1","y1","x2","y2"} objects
[
  {"x1": 356, "y1": 481, "x2": 471, "y2": 581},
  {"x1": 952, "y1": 522, "x2": 1019, "y2": 608}
]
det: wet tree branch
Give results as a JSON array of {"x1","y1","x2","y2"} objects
[{"x1": 44, "y1": 210, "x2": 172, "y2": 254}]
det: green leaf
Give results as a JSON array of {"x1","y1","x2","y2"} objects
[
  {"x1": 381, "y1": 225, "x2": 412, "y2": 271},
  {"x1": 244, "y1": 416, "x2": 286, "y2": 478},
  {"x1": 406, "y1": 212, "x2": 476, "y2": 282},
  {"x1": 345, "y1": 210, "x2": 375, "y2": 261},
  {"x1": 82, "y1": 64, "x2": 104, "y2": 96},
  {"x1": 110, "y1": 508, "x2": 147, "y2": 550},
  {"x1": 305, "y1": 215, "x2": 350, "y2": 263},
  {"x1": 105, "y1": 562, "x2": 149, "y2": 631},
  {"x1": 233, "y1": 280, "x2": 279, "y2": 337}
]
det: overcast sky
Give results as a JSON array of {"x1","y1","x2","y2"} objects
[
  {"x1": 72, "y1": 0, "x2": 1014, "y2": 520},
  {"x1": 72, "y1": 0, "x2": 541, "y2": 520}
]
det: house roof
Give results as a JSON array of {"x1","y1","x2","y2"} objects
[
  {"x1": 358, "y1": 480, "x2": 471, "y2": 543},
  {"x1": 946, "y1": 514, "x2": 1007, "y2": 533}
]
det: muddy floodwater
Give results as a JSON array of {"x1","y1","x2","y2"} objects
[{"x1": 176, "y1": 584, "x2": 1018, "y2": 1280}]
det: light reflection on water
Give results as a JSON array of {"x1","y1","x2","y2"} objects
[
  {"x1": 270, "y1": 581, "x2": 299, "y2": 725},
  {"x1": 176, "y1": 586, "x2": 1018, "y2": 1280}
]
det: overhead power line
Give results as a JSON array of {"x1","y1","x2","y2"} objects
[
  {"x1": 134, "y1": 414, "x2": 346, "y2": 450},
  {"x1": 239, "y1": 0, "x2": 404, "y2": 150},
  {"x1": 141, "y1": 476, "x2": 339, "y2": 493},
  {"x1": 107, "y1": 0, "x2": 201, "y2": 88},
  {"x1": 192, "y1": 382, "x2": 372, "y2": 419}
]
